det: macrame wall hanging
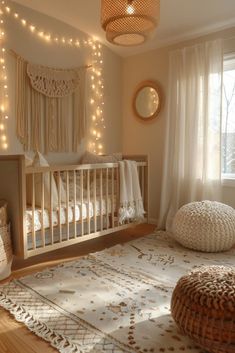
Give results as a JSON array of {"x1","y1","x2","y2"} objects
[{"x1": 14, "y1": 51, "x2": 87, "y2": 153}]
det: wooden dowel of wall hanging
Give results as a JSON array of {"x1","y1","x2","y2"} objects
[{"x1": 9, "y1": 49, "x2": 93, "y2": 69}]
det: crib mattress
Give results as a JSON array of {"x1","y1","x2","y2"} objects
[{"x1": 26, "y1": 197, "x2": 115, "y2": 234}]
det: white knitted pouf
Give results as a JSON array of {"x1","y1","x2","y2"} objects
[{"x1": 172, "y1": 201, "x2": 235, "y2": 252}]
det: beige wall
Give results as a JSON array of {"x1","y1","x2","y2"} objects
[
  {"x1": 0, "y1": 3, "x2": 122, "y2": 164},
  {"x1": 2, "y1": 3, "x2": 235, "y2": 220},
  {"x1": 122, "y1": 27, "x2": 235, "y2": 223}
]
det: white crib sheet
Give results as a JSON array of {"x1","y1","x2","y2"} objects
[{"x1": 26, "y1": 197, "x2": 115, "y2": 234}]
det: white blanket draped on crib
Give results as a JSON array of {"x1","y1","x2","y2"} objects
[{"x1": 119, "y1": 160, "x2": 145, "y2": 224}]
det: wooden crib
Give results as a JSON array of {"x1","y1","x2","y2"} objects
[{"x1": 0, "y1": 155, "x2": 148, "y2": 259}]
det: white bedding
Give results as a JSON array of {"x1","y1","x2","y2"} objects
[{"x1": 26, "y1": 197, "x2": 115, "y2": 234}]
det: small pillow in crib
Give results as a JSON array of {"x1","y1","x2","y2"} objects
[
  {"x1": 60, "y1": 171, "x2": 87, "y2": 201},
  {"x1": 25, "y1": 155, "x2": 33, "y2": 167},
  {"x1": 26, "y1": 152, "x2": 59, "y2": 209},
  {"x1": 81, "y1": 151, "x2": 122, "y2": 164}
]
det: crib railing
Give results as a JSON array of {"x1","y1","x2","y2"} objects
[{"x1": 24, "y1": 156, "x2": 148, "y2": 258}]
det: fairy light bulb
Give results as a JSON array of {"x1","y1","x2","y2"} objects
[
  {"x1": 126, "y1": 3, "x2": 135, "y2": 14},
  {"x1": 0, "y1": 6, "x2": 9, "y2": 150}
]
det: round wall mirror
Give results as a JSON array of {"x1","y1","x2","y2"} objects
[{"x1": 133, "y1": 81, "x2": 162, "y2": 121}]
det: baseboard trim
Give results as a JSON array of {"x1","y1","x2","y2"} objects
[{"x1": 148, "y1": 218, "x2": 158, "y2": 225}]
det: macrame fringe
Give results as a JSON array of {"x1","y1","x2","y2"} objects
[
  {"x1": 0, "y1": 291, "x2": 82, "y2": 353},
  {"x1": 16, "y1": 55, "x2": 30, "y2": 150},
  {"x1": 31, "y1": 88, "x2": 42, "y2": 151},
  {"x1": 14, "y1": 51, "x2": 86, "y2": 153}
]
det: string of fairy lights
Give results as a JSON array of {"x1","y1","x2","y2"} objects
[
  {"x1": 0, "y1": 0, "x2": 105, "y2": 154},
  {"x1": 0, "y1": 2, "x2": 8, "y2": 150}
]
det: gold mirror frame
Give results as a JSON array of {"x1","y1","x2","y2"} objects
[{"x1": 133, "y1": 80, "x2": 162, "y2": 121}]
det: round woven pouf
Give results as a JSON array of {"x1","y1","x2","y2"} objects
[
  {"x1": 171, "y1": 266, "x2": 235, "y2": 353},
  {"x1": 172, "y1": 201, "x2": 235, "y2": 252}
]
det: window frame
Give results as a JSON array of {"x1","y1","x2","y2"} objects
[{"x1": 221, "y1": 53, "x2": 235, "y2": 185}]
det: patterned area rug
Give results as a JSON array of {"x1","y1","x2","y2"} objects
[{"x1": 0, "y1": 231, "x2": 235, "y2": 353}]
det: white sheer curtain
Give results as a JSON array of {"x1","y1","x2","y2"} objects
[{"x1": 158, "y1": 39, "x2": 223, "y2": 230}]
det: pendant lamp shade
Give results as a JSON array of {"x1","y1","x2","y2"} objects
[{"x1": 101, "y1": 0, "x2": 160, "y2": 46}]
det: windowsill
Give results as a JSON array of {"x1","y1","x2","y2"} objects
[{"x1": 222, "y1": 175, "x2": 235, "y2": 187}]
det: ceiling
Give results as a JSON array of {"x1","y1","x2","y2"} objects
[{"x1": 12, "y1": 0, "x2": 235, "y2": 57}]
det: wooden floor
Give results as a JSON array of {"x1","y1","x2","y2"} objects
[{"x1": 0, "y1": 223, "x2": 155, "y2": 353}]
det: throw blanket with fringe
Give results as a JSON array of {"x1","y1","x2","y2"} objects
[{"x1": 119, "y1": 160, "x2": 145, "y2": 224}]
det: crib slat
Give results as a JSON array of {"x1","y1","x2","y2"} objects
[
  {"x1": 66, "y1": 171, "x2": 69, "y2": 240},
  {"x1": 50, "y1": 171, "x2": 54, "y2": 245},
  {"x1": 31, "y1": 173, "x2": 36, "y2": 250},
  {"x1": 80, "y1": 170, "x2": 84, "y2": 236},
  {"x1": 93, "y1": 169, "x2": 97, "y2": 232},
  {"x1": 41, "y1": 173, "x2": 45, "y2": 248},
  {"x1": 87, "y1": 170, "x2": 90, "y2": 235},
  {"x1": 144, "y1": 162, "x2": 149, "y2": 222},
  {"x1": 73, "y1": 170, "x2": 76, "y2": 238},
  {"x1": 106, "y1": 168, "x2": 109, "y2": 230},
  {"x1": 116, "y1": 166, "x2": 120, "y2": 226},
  {"x1": 111, "y1": 167, "x2": 114, "y2": 228},
  {"x1": 57, "y1": 171, "x2": 62, "y2": 243},
  {"x1": 141, "y1": 165, "x2": 145, "y2": 200},
  {"x1": 137, "y1": 165, "x2": 141, "y2": 194},
  {"x1": 100, "y1": 169, "x2": 103, "y2": 231}
]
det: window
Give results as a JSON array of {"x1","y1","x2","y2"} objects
[{"x1": 222, "y1": 54, "x2": 235, "y2": 179}]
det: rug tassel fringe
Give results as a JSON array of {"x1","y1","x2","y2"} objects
[{"x1": 0, "y1": 292, "x2": 82, "y2": 353}]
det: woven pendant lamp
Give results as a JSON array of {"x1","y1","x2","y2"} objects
[{"x1": 101, "y1": 0, "x2": 160, "y2": 46}]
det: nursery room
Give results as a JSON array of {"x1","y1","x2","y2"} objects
[{"x1": 0, "y1": 0, "x2": 235, "y2": 352}]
